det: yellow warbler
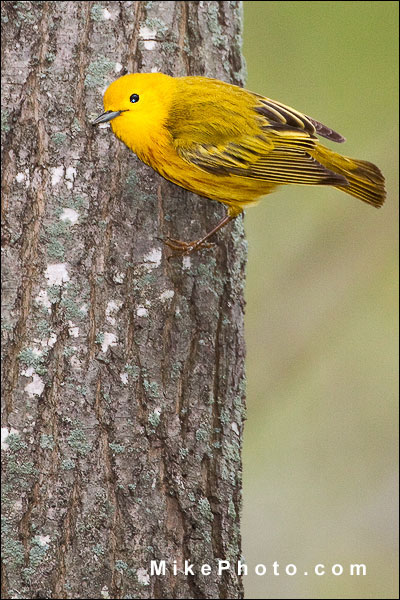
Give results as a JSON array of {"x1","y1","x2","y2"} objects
[{"x1": 93, "y1": 73, "x2": 385, "y2": 253}]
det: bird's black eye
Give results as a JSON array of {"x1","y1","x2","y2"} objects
[{"x1": 130, "y1": 93, "x2": 139, "y2": 103}]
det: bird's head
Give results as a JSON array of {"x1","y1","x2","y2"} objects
[{"x1": 92, "y1": 72, "x2": 175, "y2": 151}]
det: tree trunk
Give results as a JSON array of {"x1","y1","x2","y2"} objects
[{"x1": 1, "y1": 1, "x2": 247, "y2": 599}]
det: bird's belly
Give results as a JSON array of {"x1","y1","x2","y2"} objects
[{"x1": 147, "y1": 151, "x2": 276, "y2": 208}]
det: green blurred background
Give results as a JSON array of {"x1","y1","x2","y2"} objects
[{"x1": 241, "y1": 2, "x2": 398, "y2": 598}]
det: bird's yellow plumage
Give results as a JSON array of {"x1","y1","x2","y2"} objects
[{"x1": 93, "y1": 73, "x2": 385, "y2": 252}]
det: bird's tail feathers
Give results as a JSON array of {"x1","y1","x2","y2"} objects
[{"x1": 313, "y1": 145, "x2": 386, "y2": 207}]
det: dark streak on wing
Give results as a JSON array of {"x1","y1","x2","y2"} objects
[
  {"x1": 180, "y1": 141, "x2": 349, "y2": 187},
  {"x1": 264, "y1": 100, "x2": 314, "y2": 132},
  {"x1": 304, "y1": 115, "x2": 346, "y2": 143},
  {"x1": 259, "y1": 123, "x2": 316, "y2": 144},
  {"x1": 254, "y1": 96, "x2": 346, "y2": 144},
  {"x1": 238, "y1": 150, "x2": 349, "y2": 186},
  {"x1": 255, "y1": 99, "x2": 317, "y2": 136}
]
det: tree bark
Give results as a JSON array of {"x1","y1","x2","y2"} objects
[{"x1": 1, "y1": 2, "x2": 247, "y2": 599}]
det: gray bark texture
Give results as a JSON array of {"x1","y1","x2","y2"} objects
[{"x1": 1, "y1": 1, "x2": 247, "y2": 599}]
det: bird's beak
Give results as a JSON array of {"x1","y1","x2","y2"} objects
[{"x1": 92, "y1": 110, "x2": 123, "y2": 125}]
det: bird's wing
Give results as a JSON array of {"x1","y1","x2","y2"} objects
[
  {"x1": 177, "y1": 136, "x2": 347, "y2": 186},
  {"x1": 170, "y1": 84, "x2": 347, "y2": 186},
  {"x1": 252, "y1": 95, "x2": 346, "y2": 143}
]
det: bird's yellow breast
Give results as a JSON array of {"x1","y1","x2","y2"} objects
[{"x1": 104, "y1": 73, "x2": 274, "y2": 209}]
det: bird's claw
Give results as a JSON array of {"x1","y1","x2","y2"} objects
[{"x1": 163, "y1": 236, "x2": 215, "y2": 255}]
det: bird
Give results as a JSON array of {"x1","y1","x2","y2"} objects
[{"x1": 92, "y1": 73, "x2": 385, "y2": 254}]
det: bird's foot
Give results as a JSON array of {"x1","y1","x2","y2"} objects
[{"x1": 163, "y1": 236, "x2": 215, "y2": 255}]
